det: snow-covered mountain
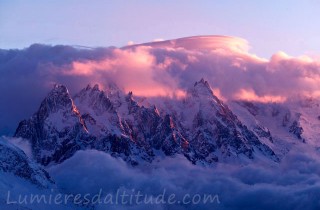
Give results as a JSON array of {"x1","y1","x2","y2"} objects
[
  {"x1": 229, "y1": 97, "x2": 320, "y2": 158},
  {"x1": 0, "y1": 138, "x2": 53, "y2": 188},
  {"x1": 7, "y1": 78, "x2": 320, "y2": 210},
  {"x1": 14, "y1": 79, "x2": 284, "y2": 166},
  {"x1": 14, "y1": 84, "x2": 90, "y2": 166},
  {"x1": 0, "y1": 138, "x2": 56, "y2": 209},
  {"x1": 0, "y1": 137, "x2": 92, "y2": 210}
]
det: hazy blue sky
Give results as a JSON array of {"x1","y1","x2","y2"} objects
[{"x1": 1, "y1": 0, "x2": 319, "y2": 57}]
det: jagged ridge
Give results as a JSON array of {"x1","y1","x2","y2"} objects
[{"x1": 14, "y1": 79, "x2": 279, "y2": 166}]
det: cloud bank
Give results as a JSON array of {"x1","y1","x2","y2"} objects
[
  {"x1": 1, "y1": 35, "x2": 320, "y2": 134},
  {"x1": 48, "y1": 145, "x2": 320, "y2": 210}
]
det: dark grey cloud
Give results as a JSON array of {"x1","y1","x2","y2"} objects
[{"x1": 0, "y1": 44, "x2": 114, "y2": 135}]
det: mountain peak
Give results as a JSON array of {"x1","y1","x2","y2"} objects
[
  {"x1": 190, "y1": 78, "x2": 214, "y2": 98},
  {"x1": 48, "y1": 84, "x2": 72, "y2": 104},
  {"x1": 93, "y1": 84, "x2": 100, "y2": 91},
  {"x1": 84, "y1": 84, "x2": 101, "y2": 91},
  {"x1": 85, "y1": 84, "x2": 92, "y2": 91},
  {"x1": 105, "y1": 82, "x2": 120, "y2": 92},
  {"x1": 126, "y1": 91, "x2": 134, "y2": 101},
  {"x1": 44, "y1": 84, "x2": 73, "y2": 111},
  {"x1": 52, "y1": 83, "x2": 69, "y2": 94},
  {"x1": 194, "y1": 78, "x2": 210, "y2": 87}
]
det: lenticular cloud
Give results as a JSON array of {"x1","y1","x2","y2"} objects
[{"x1": 1, "y1": 35, "x2": 320, "y2": 135}]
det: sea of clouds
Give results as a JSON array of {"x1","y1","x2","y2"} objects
[
  {"x1": 47, "y1": 145, "x2": 320, "y2": 210},
  {"x1": 2, "y1": 135, "x2": 319, "y2": 210}
]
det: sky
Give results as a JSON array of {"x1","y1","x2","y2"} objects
[{"x1": 1, "y1": 0, "x2": 320, "y2": 58}]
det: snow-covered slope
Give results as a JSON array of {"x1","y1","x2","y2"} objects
[
  {"x1": 229, "y1": 101, "x2": 296, "y2": 159},
  {"x1": 0, "y1": 138, "x2": 53, "y2": 188},
  {"x1": 0, "y1": 139, "x2": 91, "y2": 210},
  {"x1": 227, "y1": 97, "x2": 320, "y2": 159},
  {"x1": 287, "y1": 97, "x2": 320, "y2": 146}
]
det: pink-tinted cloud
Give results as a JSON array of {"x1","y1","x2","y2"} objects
[
  {"x1": 65, "y1": 46, "x2": 184, "y2": 97},
  {"x1": 62, "y1": 36, "x2": 320, "y2": 102},
  {"x1": 235, "y1": 89, "x2": 286, "y2": 103},
  {"x1": 1, "y1": 36, "x2": 320, "y2": 134}
]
